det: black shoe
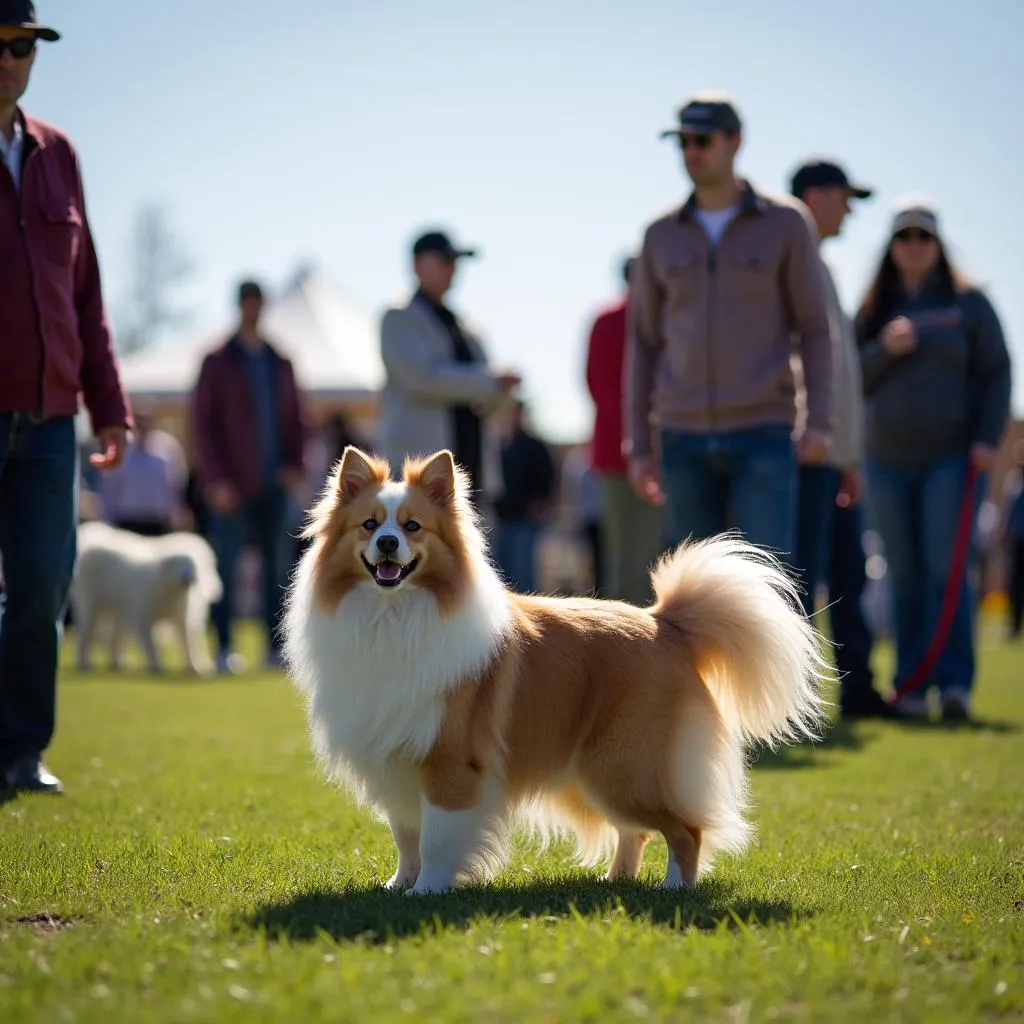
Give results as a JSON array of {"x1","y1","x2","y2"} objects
[
  {"x1": 3, "y1": 757, "x2": 64, "y2": 795},
  {"x1": 841, "y1": 690, "x2": 913, "y2": 720}
]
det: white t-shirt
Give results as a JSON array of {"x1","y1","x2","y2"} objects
[{"x1": 694, "y1": 204, "x2": 738, "y2": 247}]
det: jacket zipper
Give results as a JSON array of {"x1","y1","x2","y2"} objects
[
  {"x1": 706, "y1": 244, "x2": 718, "y2": 435},
  {"x1": 16, "y1": 144, "x2": 46, "y2": 418}
]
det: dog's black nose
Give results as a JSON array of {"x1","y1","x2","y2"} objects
[{"x1": 376, "y1": 534, "x2": 399, "y2": 556}]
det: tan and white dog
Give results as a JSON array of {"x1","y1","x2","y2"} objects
[
  {"x1": 282, "y1": 447, "x2": 831, "y2": 894},
  {"x1": 70, "y1": 521, "x2": 222, "y2": 676}
]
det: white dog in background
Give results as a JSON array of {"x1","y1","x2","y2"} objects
[{"x1": 70, "y1": 521, "x2": 223, "y2": 676}]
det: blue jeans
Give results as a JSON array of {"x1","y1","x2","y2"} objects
[
  {"x1": 867, "y1": 454, "x2": 984, "y2": 696},
  {"x1": 208, "y1": 484, "x2": 288, "y2": 657},
  {"x1": 828, "y1": 499, "x2": 876, "y2": 705},
  {"x1": 0, "y1": 415, "x2": 78, "y2": 771},
  {"x1": 494, "y1": 519, "x2": 543, "y2": 593},
  {"x1": 795, "y1": 464, "x2": 842, "y2": 618},
  {"x1": 659, "y1": 425, "x2": 798, "y2": 558}
]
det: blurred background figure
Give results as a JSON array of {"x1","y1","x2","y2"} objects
[
  {"x1": 585, "y1": 255, "x2": 664, "y2": 605},
  {"x1": 788, "y1": 159, "x2": 901, "y2": 719},
  {"x1": 1003, "y1": 444, "x2": 1024, "y2": 640},
  {"x1": 191, "y1": 279, "x2": 310, "y2": 674},
  {"x1": 378, "y1": 229, "x2": 520, "y2": 509},
  {"x1": 559, "y1": 443, "x2": 604, "y2": 596},
  {"x1": 627, "y1": 93, "x2": 834, "y2": 563},
  {"x1": 855, "y1": 199, "x2": 1012, "y2": 719},
  {"x1": 97, "y1": 399, "x2": 188, "y2": 536},
  {"x1": 493, "y1": 400, "x2": 557, "y2": 593}
]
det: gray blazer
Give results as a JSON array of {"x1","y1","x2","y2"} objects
[{"x1": 377, "y1": 294, "x2": 507, "y2": 497}]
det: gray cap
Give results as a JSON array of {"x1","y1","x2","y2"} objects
[
  {"x1": 890, "y1": 196, "x2": 940, "y2": 238},
  {"x1": 660, "y1": 92, "x2": 742, "y2": 139}
]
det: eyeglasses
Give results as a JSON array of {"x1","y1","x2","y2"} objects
[
  {"x1": 680, "y1": 133, "x2": 714, "y2": 150},
  {"x1": 0, "y1": 36, "x2": 36, "y2": 60},
  {"x1": 893, "y1": 229, "x2": 936, "y2": 243}
]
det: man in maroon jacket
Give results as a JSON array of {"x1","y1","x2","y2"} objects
[
  {"x1": 191, "y1": 280, "x2": 309, "y2": 673},
  {"x1": 0, "y1": 3, "x2": 132, "y2": 796}
]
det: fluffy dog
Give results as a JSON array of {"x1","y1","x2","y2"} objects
[
  {"x1": 281, "y1": 447, "x2": 831, "y2": 894},
  {"x1": 70, "y1": 521, "x2": 222, "y2": 676}
]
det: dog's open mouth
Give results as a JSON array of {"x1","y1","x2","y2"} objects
[{"x1": 361, "y1": 555, "x2": 419, "y2": 588}]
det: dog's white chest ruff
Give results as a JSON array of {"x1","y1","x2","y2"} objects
[{"x1": 284, "y1": 565, "x2": 511, "y2": 780}]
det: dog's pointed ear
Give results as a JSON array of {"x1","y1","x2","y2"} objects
[
  {"x1": 337, "y1": 446, "x2": 388, "y2": 502},
  {"x1": 416, "y1": 450, "x2": 458, "y2": 507}
]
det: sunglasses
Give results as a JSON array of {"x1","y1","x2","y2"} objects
[
  {"x1": 893, "y1": 229, "x2": 935, "y2": 243},
  {"x1": 680, "y1": 133, "x2": 714, "y2": 150},
  {"x1": 0, "y1": 36, "x2": 36, "y2": 59}
]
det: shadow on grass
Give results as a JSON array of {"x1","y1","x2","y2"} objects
[
  {"x1": 893, "y1": 714, "x2": 1020, "y2": 735},
  {"x1": 245, "y1": 875, "x2": 806, "y2": 945},
  {"x1": 749, "y1": 716, "x2": 867, "y2": 771}
]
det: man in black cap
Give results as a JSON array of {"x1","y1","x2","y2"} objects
[
  {"x1": 789, "y1": 159, "x2": 902, "y2": 718},
  {"x1": 626, "y1": 93, "x2": 834, "y2": 567},
  {"x1": 1, "y1": 2, "x2": 133, "y2": 795},
  {"x1": 378, "y1": 228, "x2": 520, "y2": 501}
]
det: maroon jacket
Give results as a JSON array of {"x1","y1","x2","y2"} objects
[
  {"x1": 190, "y1": 335, "x2": 309, "y2": 502},
  {"x1": 0, "y1": 110, "x2": 130, "y2": 429}
]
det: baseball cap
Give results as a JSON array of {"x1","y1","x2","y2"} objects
[
  {"x1": 660, "y1": 93, "x2": 742, "y2": 139},
  {"x1": 0, "y1": 0, "x2": 59, "y2": 40},
  {"x1": 790, "y1": 159, "x2": 873, "y2": 200},
  {"x1": 890, "y1": 196, "x2": 940, "y2": 238},
  {"x1": 237, "y1": 279, "x2": 264, "y2": 302},
  {"x1": 411, "y1": 230, "x2": 478, "y2": 261}
]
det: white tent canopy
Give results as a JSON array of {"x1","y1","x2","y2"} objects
[{"x1": 116, "y1": 266, "x2": 385, "y2": 401}]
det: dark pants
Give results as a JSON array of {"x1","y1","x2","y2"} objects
[
  {"x1": 494, "y1": 519, "x2": 543, "y2": 593},
  {"x1": 828, "y1": 499, "x2": 877, "y2": 706},
  {"x1": 1009, "y1": 538, "x2": 1024, "y2": 638},
  {"x1": 0, "y1": 415, "x2": 78, "y2": 772},
  {"x1": 659, "y1": 424, "x2": 797, "y2": 557},
  {"x1": 114, "y1": 518, "x2": 171, "y2": 537},
  {"x1": 867, "y1": 454, "x2": 984, "y2": 696},
  {"x1": 208, "y1": 484, "x2": 288, "y2": 656},
  {"x1": 795, "y1": 464, "x2": 842, "y2": 618}
]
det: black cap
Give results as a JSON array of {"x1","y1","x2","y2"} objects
[
  {"x1": 0, "y1": 0, "x2": 59, "y2": 41},
  {"x1": 790, "y1": 159, "x2": 873, "y2": 200},
  {"x1": 411, "y1": 230, "x2": 478, "y2": 261},
  {"x1": 237, "y1": 279, "x2": 264, "y2": 302},
  {"x1": 661, "y1": 93, "x2": 742, "y2": 139}
]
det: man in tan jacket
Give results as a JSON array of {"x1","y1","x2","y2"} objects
[{"x1": 626, "y1": 93, "x2": 834, "y2": 562}]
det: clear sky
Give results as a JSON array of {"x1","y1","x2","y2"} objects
[{"x1": 21, "y1": 0, "x2": 1024, "y2": 442}]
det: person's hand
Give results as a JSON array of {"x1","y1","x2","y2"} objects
[
  {"x1": 880, "y1": 316, "x2": 917, "y2": 356},
  {"x1": 497, "y1": 370, "x2": 521, "y2": 395},
  {"x1": 796, "y1": 427, "x2": 829, "y2": 465},
  {"x1": 89, "y1": 425, "x2": 130, "y2": 471},
  {"x1": 837, "y1": 465, "x2": 864, "y2": 508},
  {"x1": 970, "y1": 443, "x2": 997, "y2": 473},
  {"x1": 207, "y1": 481, "x2": 239, "y2": 516},
  {"x1": 628, "y1": 456, "x2": 665, "y2": 506}
]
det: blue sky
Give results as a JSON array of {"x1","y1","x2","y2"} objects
[{"x1": 22, "y1": 0, "x2": 1024, "y2": 442}]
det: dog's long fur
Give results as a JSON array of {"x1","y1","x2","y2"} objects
[
  {"x1": 282, "y1": 447, "x2": 832, "y2": 894},
  {"x1": 70, "y1": 521, "x2": 223, "y2": 676}
]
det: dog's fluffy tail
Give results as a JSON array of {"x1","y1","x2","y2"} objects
[{"x1": 650, "y1": 532, "x2": 833, "y2": 749}]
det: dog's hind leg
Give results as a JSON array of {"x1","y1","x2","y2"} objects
[
  {"x1": 605, "y1": 829, "x2": 652, "y2": 881},
  {"x1": 135, "y1": 615, "x2": 162, "y2": 674},
  {"x1": 658, "y1": 819, "x2": 702, "y2": 890},
  {"x1": 75, "y1": 604, "x2": 96, "y2": 671},
  {"x1": 385, "y1": 815, "x2": 421, "y2": 891}
]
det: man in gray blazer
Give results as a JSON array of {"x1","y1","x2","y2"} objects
[{"x1": 378, "y1": 230, "x2": 520, "y2": 499}]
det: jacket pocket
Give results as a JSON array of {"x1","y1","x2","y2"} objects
[
  {"x1": 728, "y1": 251, "x2": 775, "y2": 300},
  {"x1": 660, "y1": 252, "x2": 702, "y2": 307},
  {"x1": 37, "y1": 198, "x2": 82, "y2": 268}
]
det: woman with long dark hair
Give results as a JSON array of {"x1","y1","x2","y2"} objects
[{"x1": 855, "y1": 199, "x2": 1012, "y2": 720}]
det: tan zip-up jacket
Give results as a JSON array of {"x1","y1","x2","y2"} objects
[{"x1": 626, "y1": 180, "x2": 835, "y2": 459}]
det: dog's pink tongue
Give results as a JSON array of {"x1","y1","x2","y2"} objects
[{"x1": 376, "y1": 562, "x2": 402, "y2": 582}]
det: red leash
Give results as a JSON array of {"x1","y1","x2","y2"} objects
[{"x1": 888, "y1": 461, "x2": 980, "y2": 702}]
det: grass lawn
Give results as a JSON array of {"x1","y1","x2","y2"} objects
[{"x1": 1, "y1": 621, "x2": 1022, "y2": 1022}]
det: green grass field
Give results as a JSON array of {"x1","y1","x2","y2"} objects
[{"x1": 1, "y1": 623, "x2": 1022, "y2": 1023}]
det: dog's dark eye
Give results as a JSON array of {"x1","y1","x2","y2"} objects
[
  {"x1": 404, "y1": 520, "x2": 421, "y2": 532},
  {"x1": 362, "y1": 519, "x2": 377, "y2": 531}
]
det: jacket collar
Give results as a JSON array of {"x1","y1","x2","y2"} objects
[{"x1": 678, "y1": 178, "x2": 765, "y2": 221}]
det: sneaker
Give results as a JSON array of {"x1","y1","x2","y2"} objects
[
  {"x1": 840, "y1": 689, "x2": 914, "y2": 720},
  {"x1": 940, "y1": 688, "x2": 971, "y2": 722},
  {"x1": 216, "y1": 651, "x2": 248, "y2": 675},
  {"x1": 3, "y1": 756, "x2": 63, "y2": 795},
  {"x1": 891, "y1": 693, "x2": 931, "y2": 719}
]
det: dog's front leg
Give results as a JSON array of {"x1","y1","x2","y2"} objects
[
  {"x1": 385, "y1": 816, "x2": 421, "y2": 891},
  {"x1": 408, "y1": 761, "x2": 504, "y2": 896}
]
